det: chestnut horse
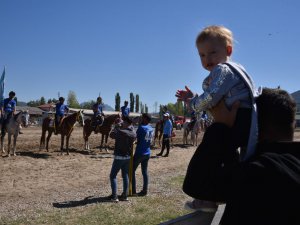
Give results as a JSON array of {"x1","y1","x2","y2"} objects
[
  {"x1": 39, "y1": 110, "x2": 84, "y2": 155},
  {"x1": 83, "y1": 114, "x2": 120, "y2": 152},
  {"x1": 153, "y1": 120, "x2": 164, "y2": 147}
]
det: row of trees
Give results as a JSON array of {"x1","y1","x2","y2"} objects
[
  {"x1": 115, "y1": 92, "x2": 149, "y2": 113},
  {"x1": 24, "y1": 90, "x2": 189, "y2": 116}
]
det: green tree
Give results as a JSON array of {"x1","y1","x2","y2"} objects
[
  {"x1": 145, "y1": 104, "x2": 148, "y2": 113},
  {"x1": 67, "y1": 90, "x2": 80, "y2": 108},
  {"x1": 40, "y1": 96, "x2": 46, "y2": 105},
  {"x1": 81, "y1": 100, "x2": 96, "y2": 109},
  {"x1": 115, "y1": 92, "x2": 121, "y2": 111},
  {"x1": 130, "y1": 92, "x2": 135, "y2": 112},
  {"x1": 135, "y1": 94, "x2": 139, "y2": 113},
  {"x1": 27, "y1": 100, "x2": 40, "y2": 107}
]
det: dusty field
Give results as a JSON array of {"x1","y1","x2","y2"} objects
[
  {"x1": 0, "y1": 125, "x2": 199, "y2": 221},
  {"x1": 0, "y1": 125, "x2": 299, "y2": 222}
]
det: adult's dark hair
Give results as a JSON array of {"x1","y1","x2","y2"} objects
[
  {"x1": 59, "y1": 97, "x2": 65, "y2": 101},
  {"x1": 256, "y1": 88, "x2": 296, "y2": 137},
  {"x1": 142, "y1": 113, "x2": 152, "y2": 122},
  {"x1": 123, "y1": 116, "x2": 132, "y2": 124},
  {"x1": 9, "y1": 91, "x2": 16, "y2": 97}
]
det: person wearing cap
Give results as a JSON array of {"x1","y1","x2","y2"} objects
[
  {"x1": 109, "y1": 116, "x2": 136, "y2": 202},
  {"x1": 1, "y1": 91, "x2": 17, "y2": 136},
  {"x1": 132, "y1": 113, "x2": 154, "y2": 196},
  {"x1": 92, "y1": 96, "x2": 105, "y2": 131},
  {"x1": 156, "y1": 112, "x2": 173, "y2": 157},
  {"x1": 54, "y1": 97, "x2": 69, "y2": 135},
  {"x1": 121, "y1": 100, "x2": 130, "y2": 120}
]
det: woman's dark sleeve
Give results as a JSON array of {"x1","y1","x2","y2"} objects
[{"x1": 182, "y1": 123, "x2": 237, "y2": 202}]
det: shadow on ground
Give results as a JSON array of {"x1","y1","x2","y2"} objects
[{"x1": 52, "y1": 196, "x2": 113, "y2": 208}]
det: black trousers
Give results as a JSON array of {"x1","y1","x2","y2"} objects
[{"x1": 159, "y1": 134, "x2": 170, "y2": 155}]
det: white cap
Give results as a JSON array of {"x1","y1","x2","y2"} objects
[{"x1": 163, "y1": 113, "x2": 170, "y2": 117}]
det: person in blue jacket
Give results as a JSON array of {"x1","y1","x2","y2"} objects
[
  {"x1": 121, "y1": 100, "x2": 130, "y2": 120},
  {"x1": 55, "y1": 97, "x2": 69, "y2": 134},
  {"x1": 132, "y1": 113, "x2": 154, "y2": 196},
  {"x1": 92, "y1": 96, "x2": 105, "y2": 130},
  {"x1": 156, "y1": 113, "x2": 173, "y2": 157},
  {"x1": 1, "y1": 91, "x2": 17, "y2": 135}
]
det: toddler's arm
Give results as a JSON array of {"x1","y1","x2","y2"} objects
[{"x1": 190, "y1": 65, "x2": 241, "y2": 112}]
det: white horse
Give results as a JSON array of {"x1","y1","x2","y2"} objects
[
  {"x1": 1, "y1": 111, "x2": 30, "y2": 156},
  {"x1": 191, "y1": 119, "x2": 202, "y2": 146},
  {"x1": 182, "y1": 121, "x2": 191, "y2": 145}
]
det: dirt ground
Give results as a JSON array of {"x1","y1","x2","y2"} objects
[{"x1": 0, "y1": 125, "x2": 299, "y2": 220}]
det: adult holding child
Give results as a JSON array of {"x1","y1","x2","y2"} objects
[
  {"x1": 176, "y1": 25, "x2": 260, "y2": 211},
  {"x1": 183, "y1": 88, "x2": 300, "y2": 225}
]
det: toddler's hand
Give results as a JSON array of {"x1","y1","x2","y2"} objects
[{"x1": 175, "y1": 86, "x2": 194, "y2": 103}]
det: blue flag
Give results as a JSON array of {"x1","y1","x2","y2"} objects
[{"x1": 0, "y1": 67, "x2": 5, "y2": 104}]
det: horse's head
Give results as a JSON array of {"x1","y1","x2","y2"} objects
[
  {"x1": 16, "y1": 110, "x2": 30, "y2": 127},
  {"x1": 76, "y1": 110, "x2": 85, "y2": 126}
]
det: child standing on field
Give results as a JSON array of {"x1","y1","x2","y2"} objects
[{"x1": 176, "y1": 25, "x2": 260, "y2": 212}]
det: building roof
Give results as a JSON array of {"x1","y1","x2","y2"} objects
[{"x1": 16, "y1": 106, "x2": 44, "y2": 115}]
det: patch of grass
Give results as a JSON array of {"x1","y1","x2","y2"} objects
[{"x1": 0, "y1": 175, "x2": 190, "y2": 225}]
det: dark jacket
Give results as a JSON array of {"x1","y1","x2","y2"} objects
[
  {"x1": 183, "y1": 123, "x2": 300, "y2": 225},
  {"x1": 110, "y1": 125, "x2": 136, "y2": 157}
]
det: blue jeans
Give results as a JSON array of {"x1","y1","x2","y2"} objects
[
  {"x1": 110, "y1": 158, "x2": 130, "y2": 197},
  {"x1": 132, "y1": 154, "x2": 150, "y2": 194}
]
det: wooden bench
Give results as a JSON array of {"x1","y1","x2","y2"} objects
[{"x1": 159, "y1": 204, "x2": 225, "y2": 225}]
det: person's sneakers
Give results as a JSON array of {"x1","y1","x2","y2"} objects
[
  {"x1": 119, "y1": 194, "x2": 129, "y2": 201},
  {"x1": 156, "y1": 153, "x2": 163, "y2": 156},
  {"x1": 163, "y1": 154, "x2": 169, "y2": 157},
  {"x1": 109, "y1": 195, "x2": 119, "y2": 202},
  {"x1": 137, "y1": 190, "x2": 147, "y2": 196},
  {"x1": 184, "y1": 199, "x2": 218, "y2": 213}
]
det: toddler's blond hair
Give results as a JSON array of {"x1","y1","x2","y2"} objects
[{"x1": 196, "y1": 25, "x2": 233, "y2": 48}]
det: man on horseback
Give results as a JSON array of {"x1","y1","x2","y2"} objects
[
  {"x1": 54, "y1": 97, "x2": 69, "y2": 135},
  {"x1": 1, "y1": 91, "x2": 16, "y2": 136},
  {"x1": 91, "y1": 96, "x2": 105, "y2": 132},
  {"x1": 121, "y1": 100, "x2": 130, "y2": 120}
]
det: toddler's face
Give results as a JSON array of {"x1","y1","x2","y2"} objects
[{"x1": 197, "y1": 39, "x2": 231, "y2": 72}]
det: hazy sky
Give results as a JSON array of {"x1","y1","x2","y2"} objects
[{"x1": 1, "y1": 0, "x2": 299, "y2": 112}]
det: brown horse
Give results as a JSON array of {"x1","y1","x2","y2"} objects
[
  {"x1": 83, "y1": 114, "x2": 120, "y2": 152},
  {"x1": 153, "y1": 120, "x2": 164, "y2": 147},
  {"x1": 39, "y1": 110, "x2": 84, "y2": 155}
]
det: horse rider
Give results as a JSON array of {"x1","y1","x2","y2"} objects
[
  {"x1": 54, "y1": 97, "x2": 69, "y2": 135},
  {"x1": 121, "y1": 100, "x2": 130, "y2": 120},
  {"x1": 1, "y1": 91, "x2": 17, "y2": 136},
  {"x1": 92, "y1": 96, "x2": 105, "y2": 131}
]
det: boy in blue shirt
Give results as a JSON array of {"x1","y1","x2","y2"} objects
[
  {"x1": 92, "y1": 97, "x2": 105, "y2": 130},
  {"x1": 132, "y1": 113, "x2": 154, "y2": 196},
  {"x1": 55, "y1": 97, "x2": 69, "y2": 135},
  {"x1": 1, "y1": 91, "x2": 16, "y2": 135},
  {"x1": 121, "y1": 100, "x2": 130, "y2": 120}
]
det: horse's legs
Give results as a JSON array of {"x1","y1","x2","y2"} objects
[
  {"x1": 7, "y1": 134, "x2": 11, "y2": 157},
  {"x1": 83, "y1": 128, "x2": 92, "y2": 150},
  {"x1": 66, "y1": 135, "x2": 70, "y2": 155},
  {"x1": 158, "y1": 132, "x2": 163, "y2": 147},
  {"x1": 46, "y1": 131, "x2": 52, "y2": 152},
  {"x1": 100, "y1": 134, "x2": 104, "y2": 152},
  {"x1": 40, "y1": 129, "x2": 46, "y2": 150},
  {"x1": 104, "y1": 134, "x2": 109, "y2": 153},
  {"x1": 12, "y1": 134, "x2": 17, "y2": 156},
  {"x1": 1, "y1": 132, "x2": 5, "y2": 154},
  {"x1": 60, "y1": 135, "x2": 65, "y2": 155}
]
